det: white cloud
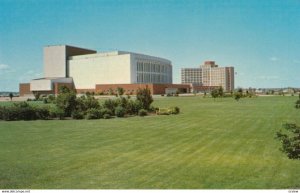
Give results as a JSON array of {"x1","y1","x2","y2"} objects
[
  {"x1": 0, "y1": 64, "x2": 9, "y2": 70},
  {"x1": 269, "y1": 57, "x2": 278, "y2": 62}
]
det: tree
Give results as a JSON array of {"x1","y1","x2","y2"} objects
[
  {"x1": 116, "y1": 87, "x2": 124, "y2": 96},
  {"x1": 211, "y1": 87, "x2": 224, "y2": 101},
  {"x1": 32, "y1": 91, "x2": 41, "y2": 100},
  {"x1": 276, "y1": 123, "x2": 300, "y2": 159},
  {"x1": 9, "y1": 93, "x2": 13, "y2": 101},
  {"x1": 218, "y1": 87, "x2": 224, "y2": 97},
  {"x1": 56, "y1": 86, "x2": 77, "y2": 117},
  {"x1": 234, "y1": 88, "x2": 243, "y2": 101},
  {"x1": 211, "y1": 88, "x2": 219, "y2": 101},
  {"x1": 234, "y1": 92, "x2": 242, "y2": 101},
  {"x1": 136, "y1": 87, "x2": 153, "y2": 110}
]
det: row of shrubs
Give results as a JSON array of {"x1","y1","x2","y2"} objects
[
  {"x1": 0, "y1": 86, "x2": 181, "y2": 121},
  {"x1": 0, "y1": 102, "x2": 154, "y2": 121}
]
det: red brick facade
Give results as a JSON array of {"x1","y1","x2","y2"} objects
[
  {"x1": 20, "y1": 82, "x2": 219, "y2": 96},
  {"x1": 95, "y1": 84, "x2": 191, "y2": 95},
  {"x1": 19, "y1": 82, "x2": 75, "y2": 96}
]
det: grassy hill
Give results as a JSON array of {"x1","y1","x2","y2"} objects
[{"x1": 0, "y1": 96, "x2": 299, "y2": 189}]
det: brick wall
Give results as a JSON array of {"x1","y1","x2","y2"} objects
[{"x1": 19, "y1": 83, "x2": 32, "y2": 96}]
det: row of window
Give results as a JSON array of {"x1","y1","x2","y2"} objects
[
  {"x1": 137, "y1": 61, "x2": 170, "y2": 73},
  {"x1": 136, "y1": 73, "x2": 171, "y2": 83}
]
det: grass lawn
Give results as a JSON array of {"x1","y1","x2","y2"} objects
[{"x1": 0, "y1": 96, "x2": 300, "y2": 189}]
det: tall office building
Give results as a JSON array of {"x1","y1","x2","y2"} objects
[{"x1": 181, "y1": 61, "x2": 234, "y2": 91}]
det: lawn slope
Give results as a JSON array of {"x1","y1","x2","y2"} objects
[{"x1": 0, "y1": 96, "x2": 300, "y2": 189}]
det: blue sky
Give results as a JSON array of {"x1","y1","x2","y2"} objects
[{"x1": 0, "y1": 0, "x2": 300, "y2": 91}]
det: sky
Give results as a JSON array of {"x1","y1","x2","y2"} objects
[{"x1": 0, "y1": 0, "x2": 300, "y2": 91}]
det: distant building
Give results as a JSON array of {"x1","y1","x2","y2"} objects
[{"x1": 181, "y1": 61, "x2": 234, "y2": 92}]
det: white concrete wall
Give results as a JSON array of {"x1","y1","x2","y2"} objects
[
  {"x1": 30, "y1": 79, "x2": 52, "y2": 91},
  {"x1": 68, "y1": 54, "x2": 131, "y2": 89},
  {"x1": 44, "y1": 45, "x2": 66, "y2": 78}
]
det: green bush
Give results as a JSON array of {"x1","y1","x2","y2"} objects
[
  {"x1": 47, "y1": 95, "x2": 56, "y2": 103},
  {"x1": 276, "y1": 123, "x2": 300, "y2": 159},
  {"x1": 100, "y1": 108, "x2": 113, "y2": 116},
  {"x1": 0, "y1": 107, "x2": 4, "y2": 120},
  {"x1": 103, "y1": 113, "x2": 111, "y2": 119},
  {"x1": 115, "y1": 106, "x2": 126, "y2": 117},
  {"x1": 43, "y1": 98, "x2": 48, "y2": 104},
  {"x1": 35, "y1": 106, "x2": 50, "y2": 120},
  {"x1": 116, "y1": 97, "x2": 129, "y2": 109},
  {"x1": 126, "y1": 100, "x2": 143, "y2": 115},
  {"x1": 84, "y1": 96, "x2": 100, "y2": 110},
  {"x1": 0, "y1": 106, "x2": 19, "y2": 121},
  {"x1": 138, "y1": 109, "x2": 147, "y2": 116},
  {"x1": 55, "y1": 86, "x2": 77, "y2": 117},
  {"x1": 156, "y1": 108, "x2": 171, "y2": 115},
  {"x1": 72, "y1": 110, "x2": 84, "y2": 120},
  {"x1": 86, "y1": 108, "x2": 102, "y2": 119},
  {"x1": 103, "y1": 99, "x2": 118, "y2": 114},
  {"x1": 170, "y1": 106, "x2": 180, "y2": 114},
  {"x1": 136, "y1": 87, "x2": 153, "y2": 110},
  {"x1": 49, "y1": 107, "x2": 65, "y2": 120},
  {"x1": 295, "y1": 99, "x2": 300, "y2": 109}
]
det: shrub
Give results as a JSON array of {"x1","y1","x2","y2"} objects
[
  {"x1": 56, "y1": 86, "x2": 77, "y2": 117},
  {"x1": 116, "y1": 96, "x2": 129, "y2": 109},
  {"x1": 156, "y1": 108, "x2": 171, "y2": 115},
  {"x1": 138, "y1": 109, "x2": 147, "y2": 117},
  {"x1": 103, "y1": 99, "x2": 118, "y2": 114},
  {"x1": 1, "y1": 106, "x2": 19, "y2": 121},
  {"x1": 0, "y1": 107, "x2": 4, "y2": 120},
  {"x1": 295, "y1": 99, "x2": 300, "y2": 109},
  {"x1": 47, "y1": 95, "x2": 56, "y2": 103},
  {"x1": 43, "y1": 98, "x2": 48, "y2": 104},
  {"x1": 148, "y1": 105, "x2": 157, "y2": 113},
  {"x1": 72, "y1": 110, "x2": 84, "y2": 120},
  {"x1": 12, "y1": 102, "x2": 37, "y2": 120},
  {"x1": 276, "y1": 123, "x2": 300, "y2": 159},
  {"x1": 115, "y1": 106, "x2": 126, "y2": 117},
  {"x1": 49, "y1": 107, "x2": 65, "y2": 120},
  {"x1": 170, "y1": 106, "x2": 180, "y2": 114},
  {"x1": 126, "y1": 100, "x2": 143, "y2": 115},
  {"x1": 35, "y1": 106, "x2": 50, "y2": 120},
  {"x1": 85, "y1": 96, "x2": 100, "y2": 109},
  {"x1": 103, "y1": 113, "x2": 111, "y2": 119},
  {"x1": 100, "y1": 108, "x2": 113, "y2": 116},
  {"x1": 136, "y1": 87, "x2": 153, "y2": 110},
  {"x1": 86, "y1": 108, "x2": 102, "y2": 119}
]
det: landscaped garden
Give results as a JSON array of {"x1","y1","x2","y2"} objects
[{"x1": 0, "y1": 96, "x2": 300, "y2": 188}]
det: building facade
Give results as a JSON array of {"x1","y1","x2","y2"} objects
[
  {"x1": 181, "y1": 61, "x2": 234, "y2": 92},
  {"x1": 19, "y1": 45, "x2": 178, "y2": 96}
]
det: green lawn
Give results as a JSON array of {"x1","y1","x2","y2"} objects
[{"x1": 0, "y1": 96, "x2": 300, "y2": 189}]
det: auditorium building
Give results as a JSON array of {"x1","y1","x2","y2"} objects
[{"x1": 19, "y1": 45, "x2": 189, "y2": 96}]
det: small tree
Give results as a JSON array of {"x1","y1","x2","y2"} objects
[
  {"x1": 218, "y1": 87, "x2": 224, "y2": 98},
  {"x1": 33, "y1": 91, "x2": 41, "y2": 100},
  {"x1": 56, "y1": 86, "x2": 77, "y2": 117},
  {"x1": 211, "y1": 88, "x2": 219, "y2": 101},
  {"x1": 136, "y1": 87, "x2": 153, "y2": 110},
  {"x1": 234, "y1": 92, "x2": 242, "y2": 101},
  {"x1": 9, "y1": 93, "x2": 13, "y2": 101},
  {"x1": 234, "y1": 88, "x2": 243, "y2": 101},
  {"x1": 116, "y1": 87, "x2": 124, "y2": 96}
]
